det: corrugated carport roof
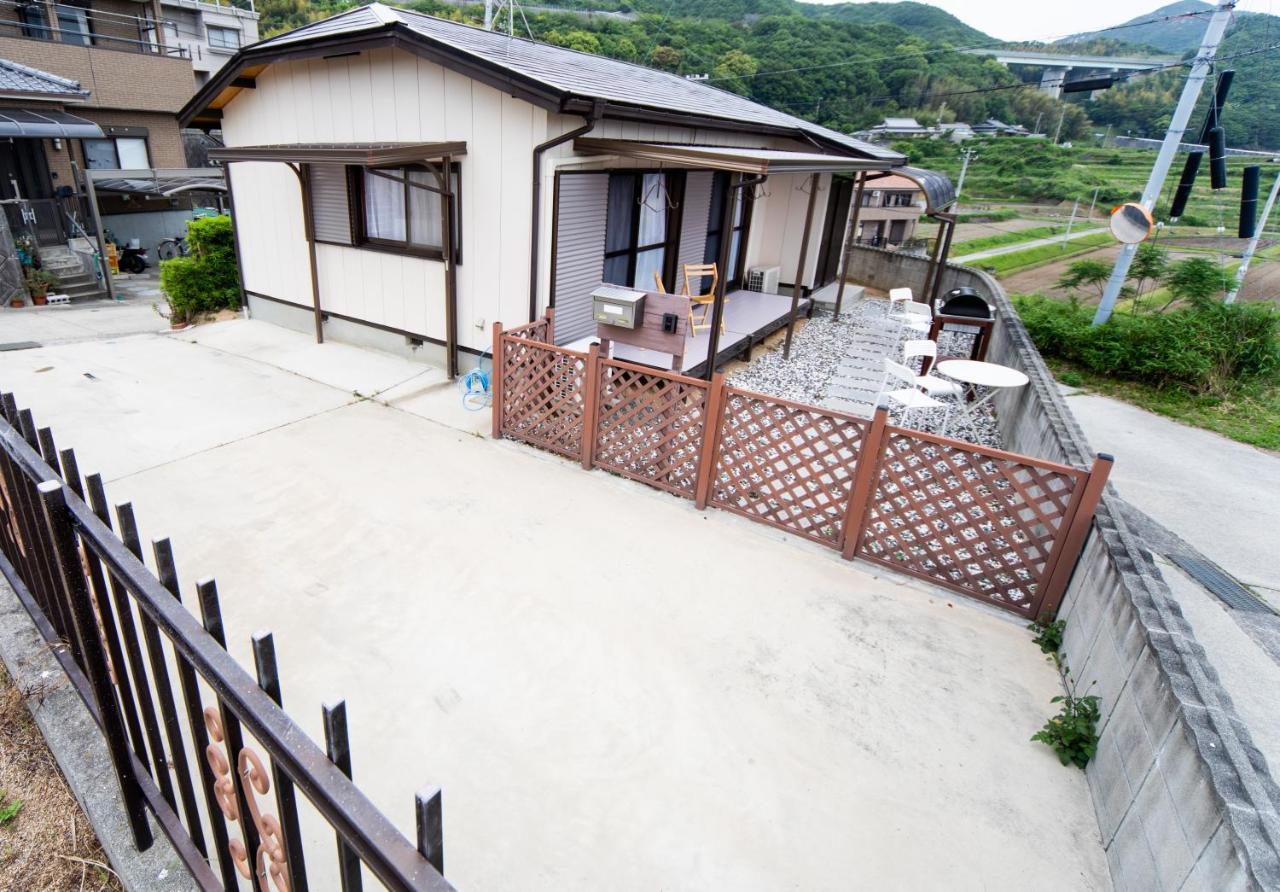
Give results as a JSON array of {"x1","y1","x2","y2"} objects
[
  {"x1": 207, "y1": 141, "x2": 467, "y2": 166},
  {"x1": 866, "y1": 165, "x2": 956, "y2": 214},
  {"x1": 0, "y1": 108, "x2": 101, "y2": 138}
]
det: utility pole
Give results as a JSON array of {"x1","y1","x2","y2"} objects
[
  {"x1": 484, "y1": 0, "x2": 493, "y2": 28},
  {"x1": 1052, "y1": 107, "x2": 1066, "y2": 146},
  {"x1": 954, "y1": 148, "x2": 976, "y2": 213},
  {"x1": 1087, "y1": 186, "x2": 1100, "y2": 220},
  {"x1": 1062, "y1": 199, "x2": 1079, "y2": 249},
  {"x1": 1092, "y1": 0, "x2": 1237, "y2": 326},
  {"x1": 1226, "y1": 171, "x2": 1280, "y2": 304},
  {"x1": 1033, "y1": 112, "x2": 1043, "y2": 136}
]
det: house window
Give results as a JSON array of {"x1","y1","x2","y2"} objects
[
  {"x1": 16, "y1": 1, "x2": 51, "y2": 39},
  {"x1": 860, "y1": 191, "x2": 880, "y2": 207},
  {"x1": 206, "y1": 25, "x2": 239, "y2": 50},
  {"x1": 83, "y1": 137, "x2": 150, "y2": 170},
  {"x1": 356, "y1": 165, "x2": 461, "y2": 261},
  {"x1": 56, "y1": 0, "x2": 91, "y2": 45},
  {"x1": 704, "y1": 171, "x2": 751, "y2": 290},
  {"x1": 603, "y1": 171, "x2": 684, "y2": 290},
  {"x1": 884, "y1": 191, "x2": 915, "y2": 208}
]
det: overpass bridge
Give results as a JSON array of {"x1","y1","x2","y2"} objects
[{"x1": 962, "y1": 48, "x2": 1179, "y2": 98}]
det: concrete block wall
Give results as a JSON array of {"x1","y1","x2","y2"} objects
[{"x1": 846, "y1": 245, "x2": 1280, "y2": 890}]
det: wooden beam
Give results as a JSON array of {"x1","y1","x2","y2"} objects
[
  {"x1": 783, "y1": 172, "x2": 822, "y2": 360},
  {"x1": 834, "y1": 172, "x2": 866, "y2": 317},
  {"x1": 702, "y1": 172, "x2": 742, "y2": 380},
  {"x1": 290, "y1": 163, "x2": 324, "y2": 344},
  {"x1": 231, "y1": 77, "x2": 257, "y2": 89}
]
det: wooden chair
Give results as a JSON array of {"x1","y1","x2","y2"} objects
[
  {"x1": 681, "y1": 262, "x2": 724, "y2": 337},
  {"x1": 653, "y1": 271, "x2": 667, "y2": 292}
]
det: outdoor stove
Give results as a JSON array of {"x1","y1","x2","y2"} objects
[{"x1": 925, "y1": 287, "x2": 996, "y2": 371}]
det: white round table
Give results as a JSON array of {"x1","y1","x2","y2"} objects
[{"x1": 935, "y1": 360, "x2": 1029, "y2": 433}]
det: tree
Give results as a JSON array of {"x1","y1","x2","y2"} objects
[
  {"x1": 1126, "y1": 242, "x2": 1169, "y2": 302},
  {"x1": 546, "y1": 29, "x2": 601, "y2": 54},
  {"x1": 1057, "y1": 259, "x2": 1112, "y2": 298},
  {"x1": 1163, "y1": 257, "x2": 1231, "y2": 310},
  {"x1": 649, "y1": 45, "x2": 682, "y2": 72},
  {"x1": 711, "y1": 49, "x2": 758, "y2": 95}
]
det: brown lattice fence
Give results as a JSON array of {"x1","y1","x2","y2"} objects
[{"x1": 493, "y1": 316, "x2": 1110, "y2": 619}]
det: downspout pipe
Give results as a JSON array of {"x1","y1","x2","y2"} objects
[{"x1": 529, "y1": 99, "x2": 602, "y2": 323}]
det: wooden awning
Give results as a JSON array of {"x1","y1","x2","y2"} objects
[
  {"x1": 207, "y1": 141, "x2": 467, "y2": 167},
  {"x1": 572, "y1": 138, "x2": 896, "y2": 175}
]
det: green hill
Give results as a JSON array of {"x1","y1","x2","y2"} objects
[
  {"x1": 1063, "y1": 1, "x2": 1214, "y2": 54},
  {"x1": 803, "y1": 1, "x2": 988, "y2": 45}
]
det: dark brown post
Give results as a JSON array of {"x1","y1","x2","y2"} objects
[
  {"x1": 834, "y1": 172, "x2": 866, "y2": 318},
  {"x1": 415, "y1": 786, "x2": 444, "y2": 876},
  {"x1": 931, "y1": 215, "x2": 957, "y2": 305},
  {"x1": 1034, "y1": 454, "x2": 1114, "y2": 620},
  {"x1": 921, "y1": 215, "x2": 944, "y2": 303},
  {"x1": 783, "y1": 172, "x2": 822, "y2": 360},
  {"x1": 840, "y1": 406, "x2": 890, "y2": 561},
  {"x1": 252, "y1": 632, "x2": 309, "y2": 892},
  {"x1": 703, "y1": 172, "x2": 741, "y2": 380},
  {"x1": 323, "y1": 700, "x2": 362, "y2": 892},
  {"x1": 37, "y1": 481, "x2": 153, "y2": 849},
  {"x1": 546, "y1": 305, "x2": 555, "y2": 343},
  {"x1": 438, "y1": 154, "x2": 459, "y2": 379},
  {"x1": 694, "y1": 373, "x2": 728, "y2": 510},
  {"x1": 291, "y1": 163, "x2": 324, "y2": 344},
  {"x1": 491, "y1": 322, "x2": 504, "y2": 439},
  {"x1": 581, "y1": 343, "x2": 601, "y2": 470}
]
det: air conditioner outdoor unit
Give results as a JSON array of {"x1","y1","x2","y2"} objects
[{"x1": 746, "y1": 266, "x2": 781, "y2": 293}]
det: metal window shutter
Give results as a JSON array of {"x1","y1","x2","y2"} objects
[
  {"x1": 308, "y1": 163, "x2": 352, "y2": 245},
  {"x1": 552, "y1": 173, "x2": 608, "y2": 346},
  {"x1": 677, "y1": 171, "x2": 713, "y2": 283}
]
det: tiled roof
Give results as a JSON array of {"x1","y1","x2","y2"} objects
[
  {"x1": 249, "y1": 4, "x2": 903, "y2": 162},
  {"x1": 0, "y1": 58, "x2": 87, "y2": 98}
]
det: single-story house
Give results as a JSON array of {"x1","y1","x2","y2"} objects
[{"x1": 180, "y1": 3, "x2": 954, "y2": 376}]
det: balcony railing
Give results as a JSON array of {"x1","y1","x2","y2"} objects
[{"x1": 0, "y1": 0, "x2": 190, "y2": 58}]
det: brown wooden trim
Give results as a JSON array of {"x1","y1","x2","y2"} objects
[
  {"x1": 1035, "y1": 454, "x2": 1114, "y2": 620},
  {"x1": 840, "y1": 405, "x2": 888, "y2": 561},
  {"x1": 783, "y1": 171, "x2": 821, "y2": 359},
  {"x1": 693, "y1": 372, "x2": 727, "y2": 509},
  {"x1": 547, "y1": 169, "x2": 562, "y2": 309},
  {"x1": 834, "y1": 171, "x2": 865, "y2": 317},
  {"x1": 580, "y1": 343, "x2": 601, "y2": 470},
  {"x1": 491, "y1": 322, "x2": 504, "y2": 439}
]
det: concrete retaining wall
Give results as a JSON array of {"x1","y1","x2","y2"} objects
[{"x1": 846, "y1": 245, "x2": 1280, "y2": 890}]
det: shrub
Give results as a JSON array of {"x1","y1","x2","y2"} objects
[
  {"x1": 159, "y1": 215, "x2": 240, "y2": 321},
  {"x1": 1032, "y1": 690, "x2": 1101, "y2": 769},
  {"x1": 1014, "y1": 294, "x2": 1280, "y2": 396}
]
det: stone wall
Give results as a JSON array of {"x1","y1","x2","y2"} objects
[{"x1": 845, "y1": 245, "x2": 1280, "y2": 890}]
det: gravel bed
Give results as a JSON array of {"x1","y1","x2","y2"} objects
[{"x1": 727, "y1": 299, "x2": 1006, "y2": 450}]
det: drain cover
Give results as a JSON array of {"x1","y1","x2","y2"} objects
[
  {"x1": 1168, "y1": 552, "x2": 1269, "y2": 613},
  {"x1": 0, "y1": 341, "x2": 40, "y2": 352}
]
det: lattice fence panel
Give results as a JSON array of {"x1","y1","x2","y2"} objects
[
  {"x1": 856, "y1": 431, "x2": 1084, "y2": 612},
  {"x1": 594, "y1": 362, "x2": 709, "y2": 499},
  {"x1": 709, "y1": 390, "x2": 867, "y2": 547},
  {"x1": 500, "y1": 337, "x2": 586, "y2": 459}
]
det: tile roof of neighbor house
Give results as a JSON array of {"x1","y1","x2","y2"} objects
[
  {"x1": 196, "y1": 3, "x2": 903, "y2": 163},
  {"x1": 0, "y1": 58, "x2": 88, "y2": 99}
]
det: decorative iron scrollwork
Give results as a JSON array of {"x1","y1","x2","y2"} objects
[{"x1": 204, "y1": 706, "x2": 291, "y2": 891}]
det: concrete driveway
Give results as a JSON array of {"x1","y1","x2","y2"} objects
[{"x1": 0, "y1": 317, "x2": 1109, "y2": 890}]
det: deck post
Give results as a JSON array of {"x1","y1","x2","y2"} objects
[
  {"x1": 1034, "y1": 453, "x2": 1114, "y2": 620},
  {"x1": 783, "y1": 172, "x2": 822, "y2": 360},
  {"x1": 290, "y1": 163, "x2": 324, "y2": 344},
  {"x1": 694, "y1": 373, "x2": 728, "y2": 509},
  {"x1": 840, "y1": 405, "x2": 889, "y2": 561},
  {"x1": 581, "y1": 343, "x2": 601, "y2": 470},
  {"x1": 491, "y1": 321, "x2": 504, "y2": 439},
  {"x1": 930, "y1": 214, "x2": 957, "y2": 305},
  {"x1": 833, "y1": 172, "x2": 866, "y2": 318},
  {"x1": 921, "y1": 214, "x2": 945, "y2": 303},
  {"x1": 702, "y1": 173, "x2": 741, "y2": 380},
  {"x1": 438, "y1": 154, "x2": 459, "y2": 379}
]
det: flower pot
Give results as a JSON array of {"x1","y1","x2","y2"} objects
[
  {"x1": 170, "y1": 318, "x2": 189, "y2": 331},
  {"x1": 31, "y1": 292, "x2": 47, "y2": 306},
  {"x1": 9, "y1": 296, "x2": 24, "y2": 308}
]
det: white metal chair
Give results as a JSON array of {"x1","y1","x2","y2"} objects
[
  {"x1": 892, "y1": 299, "x2": 933, "y2": 337},
  {"x1": 903, "y1": 339, "x2": 963, "y2": 400},
  {"x1": 877, "y1": 358, "x2": 951, "y2": 430},
  {"x1": 887, "y1": 287, "x2": 913, "y2": 316}
]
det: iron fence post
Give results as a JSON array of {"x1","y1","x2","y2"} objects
[
  {"x1": 37, "y1": 480, "x2": 154, "y2": 850},
  {"x1": 840, "y1": 406, "x2": 890, "y2": 561},
  {"x1": 581, "y1": 344, "x2": 601, "y2": 470},
  {"x1": 694, "y1": 373, "x2": 728, "y2": 510},
  {"x1": 1034, "y1": 453, "x2": 1114, "y2": 621}
]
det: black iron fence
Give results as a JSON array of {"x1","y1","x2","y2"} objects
[
  {"x1": 0, "y1": 391, "x2": 452, "y2": 891},
  {"x1": 2, "y1": 195, "x2": 97, "y2": 248}
]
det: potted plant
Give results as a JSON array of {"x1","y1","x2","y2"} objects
[
  {"x1": 24, "y1": 268, "x2": 58, "y2": 306},
  {"x1": 8, "y1": 290, "x2": 24, "y2": 309}
]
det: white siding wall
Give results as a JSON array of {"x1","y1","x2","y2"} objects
[
  {"x1": 221, "y1": 47, "x2": 546, "y2": 353},
  {"x1": 746, "y1": 172, "x2": 832, "y2": 289}
]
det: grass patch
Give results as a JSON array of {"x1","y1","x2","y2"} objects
[
  {"x1": 980, "y1": 232, "x2": 1113, "y2": 276},
  {"x1": 956, "y1": 209, "x2": 1019, "y2": 223},
  {"x1": 951, "y1": 225, "x2": 1066, "y2": 257}
]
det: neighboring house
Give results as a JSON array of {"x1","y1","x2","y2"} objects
[
  {"x1": 161, "y1": 0, "x2": 259, "y2": 86},
  {"x1": 859, "y1": 116, "x2": 936, "y2": 140},
  {"x1": 852, "y1": 174, "x2": 926, "y2": 248},
  {"x1": 180, "y1": 4, "x2": 952, "y2": 375},
  {"x1": 972, "y1": 118, "x2": 1032, "y2": 137}
]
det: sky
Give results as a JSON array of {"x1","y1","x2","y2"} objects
[{"x1": 805, "y1": 0, "x2": 1275, "y2": 42}]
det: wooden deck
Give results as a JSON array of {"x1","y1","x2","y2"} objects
[{"x1": 563, "y1": 288, "x2": 812, "y2": 376}]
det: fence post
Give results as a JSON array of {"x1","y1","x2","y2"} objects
[
  {"x1": 36, "y1": 480, "x2": 154, "y2": 850},
  {"x1": 580, "y1": 344, "x2": 602, "y2": 470},
  {"x1": 694, "y1": 373, "x2": 728, "y2": 510},
  {"x1": 415, "y1": 786, "x2": 444, "y2": 876},
  {"x1": 840, "y1": 406, "x2": 890, "y2": 561},
  {"x1": 491, "y1": 322, "x2": 504, "y2": 439},
  {"x1": 1034, "y1": 453, "x2": 1114, "y2": 621},
  {"x1": 546, "y1": 306, "x2": 555, "y2": 343}
]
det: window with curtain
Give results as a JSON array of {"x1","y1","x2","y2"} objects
[
  {"x1": 83, "y1": 136, "x2": 150, "y2": 170},
  {"x1": 602, "y1": 171, "x2": 683, "y2": 290},
  {"x1": 56, "y1": 1, "x2": 91, "y2": 45},
  {"x1": 703, "y1": 171, "x2": 751, "y2": 290},
  {"x1": 358, "y1": 165, "x2": 461, "y2": 261}
]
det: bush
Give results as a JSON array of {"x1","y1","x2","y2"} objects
[
  {"x1": 159, "y1": 215, "x2": 240, "y2": 321},
  {"x1": 1014, "y1": 294, "x2": 1280, "y2": 397}
]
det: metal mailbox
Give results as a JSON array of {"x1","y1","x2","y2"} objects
[{"x1": 591, "y1": 285, "x2": 646, "y2": 330}]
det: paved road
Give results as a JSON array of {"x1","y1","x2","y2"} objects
[
  {"x1": 954, "y1": 227, "x2": 1109, "y2": 263},
  {"x1": 0, "y1": 311, "x2": 1109, "y2": 891}
]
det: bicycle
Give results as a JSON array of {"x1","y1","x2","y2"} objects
[{"x1": 157, "y1": 235, "x2": 189, "y2": 261}]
